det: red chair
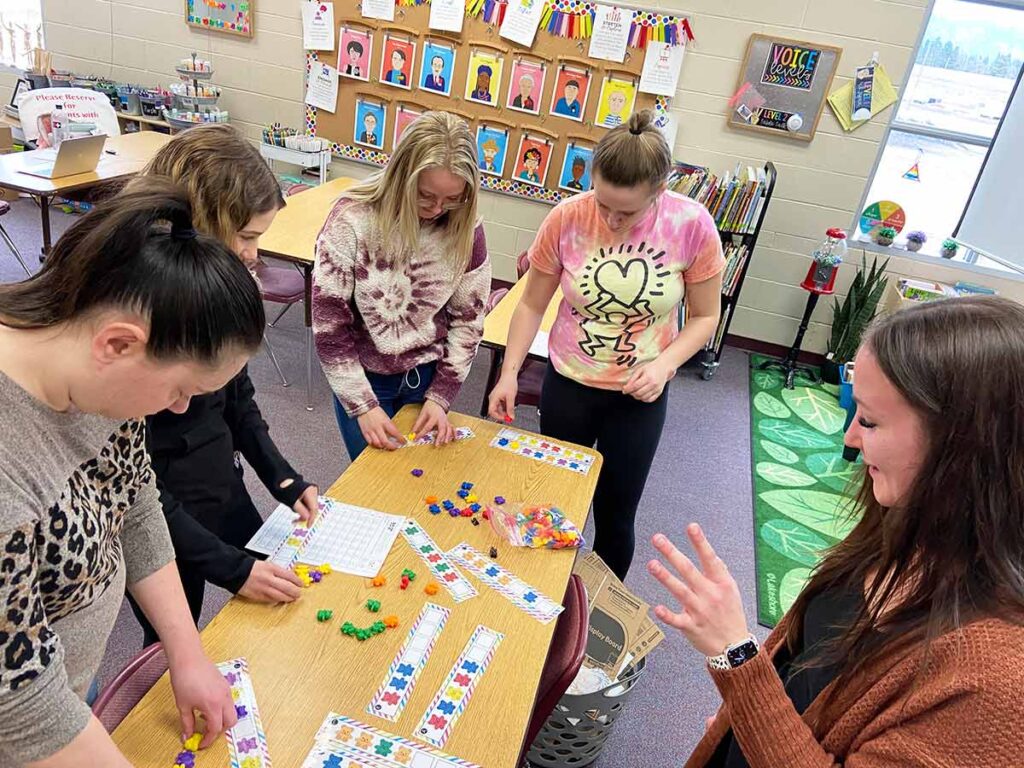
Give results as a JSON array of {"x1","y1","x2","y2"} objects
[
  {"x1": 519, "y1": 573, "x2": 589, "y2": 762},
  {"x1": 91, "y1": 643, "x2": 169, "y2": 733}
]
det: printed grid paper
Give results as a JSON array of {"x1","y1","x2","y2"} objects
[
  {"x1": 400, "y1": 519, "x2": 478, "y2": 602},
  {"x1": 307, "y1": 713, "x2": 482, "y2": 768},
  {"x1": 266, "y1": 497, "x2": 404, "y2": 577},
  {"x1": 217, "y1": 658, "x2": 271, "y2": 768},
  {"x1": 401, "y1": 426, "x2": 475, "y2": 448},
  {"x1": 368, "y1": 603, "x2": 451, "y2": 722},
  {"x1": 415, "y1": 626, "x2": 503, "y2": 748},
  {"x1": 489, "y1": 428, "x2": 596, "y2": 475},
  {"x1": 448, "y1": 543, "x2": 564, "y2": 624}
]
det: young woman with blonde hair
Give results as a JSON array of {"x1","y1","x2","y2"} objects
[
  {"x1": 124, "y1": 124, "x2": 319, "y2": 647},
  {"x1": 314, "y1": 111, "x2": 491, "y2": 459},
  {"x1": 488, "y1": 109, "x2": 724, "y2": 580}
]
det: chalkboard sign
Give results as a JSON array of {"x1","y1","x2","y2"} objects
[{"x1": 727, "y1": 34, "x2": 840, "y2": 142}]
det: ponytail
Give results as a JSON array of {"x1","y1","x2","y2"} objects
[
  {"x1": 0, "y1": 177, "x2": 265, "y2": 363},
  {"x1": 592, "y1": 109, "x2": 672, "y2": 189}
]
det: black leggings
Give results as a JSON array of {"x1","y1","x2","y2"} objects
[{"x1": 540, "y1": 366, "x2": 668, "y2": 580}]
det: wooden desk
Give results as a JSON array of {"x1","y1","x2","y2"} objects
[
  {"x1": 0, "y1": 131, "x2": 171, "y2": 257},
  {"x1": 259, "y1": 177, "x2": 355, "y2": 411},
  {"x1": 112, "y1": 407, "x2": 600, "y2": 768},
  {"x1": 479, "y1": 275, "x2": 563, "y2": 416}
]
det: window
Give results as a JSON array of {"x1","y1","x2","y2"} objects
[
  {"x1": 0, "y1": 0, "x2": 44, "y2": 71},
  {"x1": 854, "y1": 0, "x2": 1024, "y2": 268}
]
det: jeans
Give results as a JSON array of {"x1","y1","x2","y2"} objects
[
  {"x1": 334, "y1": 362, "x2": 437, "y2": 460},
  {"x1": 539, "y1": 365, "x2": 668, "y2": 580}
]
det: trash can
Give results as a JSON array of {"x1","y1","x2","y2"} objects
[{"x1": 526, "y1": 658, "x2": 646, "y2": 767}]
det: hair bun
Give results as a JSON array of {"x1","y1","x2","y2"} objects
[{"x1": 627, "y1": 109, "x2": 655, "y2": 135}]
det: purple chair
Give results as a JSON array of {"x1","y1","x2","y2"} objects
[
  {"x1": 254, "y1": 260, "x2": 309, "y2": 404},
  {"x1": 91, "y1": 643, "x2": 169, "y2": 733},
  {"x1": 0, "y1": 200, "x2": 30, "y2": 277},
  {"x1": 519, "y1": 573, "x2": 589, "y2": 762}
]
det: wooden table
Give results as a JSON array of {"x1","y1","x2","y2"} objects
[
  {"x1": 0, "y1": 131, "x2": 171, "y2": 258},
  {"x1": 259, "y1": 176, "x2": 355, "y2": 412},
  {"x1": 112, "y1": 407, "x2": 600, "y2": 768},
  {"x1": 479, "y1": 276, "x2": 563, "y2": 416}
]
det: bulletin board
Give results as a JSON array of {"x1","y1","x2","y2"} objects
[
  {"x1": 186, "y1": 0, "x2": 254, "y2": 37},
  {"x1": 727, "y1": 34, "x2": 841, "y2": 142},
  {"x1": 304, "y1": 0, "x2": 692, "y2": 204}
]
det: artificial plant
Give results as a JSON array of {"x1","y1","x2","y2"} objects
[{"x1": 827, "y1": 255, "x2": 889, "y2": 364}]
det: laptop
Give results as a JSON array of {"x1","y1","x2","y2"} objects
[{"x1": 20, "y1": 134, "x2": 106, "y2": 179}]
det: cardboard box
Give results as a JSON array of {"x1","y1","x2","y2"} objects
[{"x1": 573, "y1": 552, "x2": 664, "y2": 677}]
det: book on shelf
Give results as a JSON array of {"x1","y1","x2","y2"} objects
[
  {"x1": 706, "y1": 303, "x2": 733, "y2": 352},
  {"x1": 668, "y1": 162, "x2": 767, "y2": 234},
  {"x1": 721, "y1": 242, "x2": 749, "y2": 298}
]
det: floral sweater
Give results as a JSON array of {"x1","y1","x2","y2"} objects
[{"x1": 312, "y1": 199, "x2": 491, "y2": 417}]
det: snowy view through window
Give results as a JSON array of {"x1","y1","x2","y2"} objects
[
  {"x1": 0, "y1": 0, "x2": 43, "y2": 70},
  {"x1": 857, "y1": 0, "x2": 1023, "y2": 267}
]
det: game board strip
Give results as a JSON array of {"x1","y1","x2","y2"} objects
[
  {"x1": 447, "y1": 543, "x2": 564, "y2": 624},
  {"x1": 415, "y1": 626, "x2": 504, "y2": 748},
  {"x1": 488, "y1": 428, "x2": 596, "y2": 475},
  {"x1": 267, "y1": 499, "x2": 330, "y2": 567},
  {"x1": 300, "y1": 742, "x2": 392, "y2": 768},
  {"x1": 400, "y1": 519, "x2": 478, "y2": 602},
  {"x1": 367, "y1": 603, "x2": 451, "y2": 722},
  {"x1": 217, "y1": 658, "x2": 272, "y2": 768},
  {"x1": 313, "y1": 713, "x2": 482, "y2": 768},
  {"x1": 401, "y1": 426, "x2": 475, "y2": 448}
]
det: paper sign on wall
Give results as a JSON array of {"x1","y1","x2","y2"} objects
[
  {"x1": 361, "y1": 0, "x2": 395, "y2": 22},
  {"x1": 500, "y1": 0, "x2": 546, "y2": 48},
  {"x1": 639, "y1": 41, "x2": 685, "y2": 96},
  {"x1": 588, "y1": 4, "x2": 630, "y2": 63},
  {"x1": 301, "y1": 2, "x2": 335, "y2": 51},
  {"x1": 305, "y1": 62, "x2": 339, "y2": 112},
  {"x1": 429, "y1": 0, "x2": 464, "y2": 33}
]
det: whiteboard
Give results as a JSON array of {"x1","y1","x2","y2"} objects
[{"x1": 955, "y1": 66, "x2": 1024, "y2": 273}]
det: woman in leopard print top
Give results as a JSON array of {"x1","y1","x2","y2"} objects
[{"x1": 0, "y1": 181, "x2": 266, "y2": 767}]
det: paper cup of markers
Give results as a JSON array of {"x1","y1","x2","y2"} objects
[{"x1": 487, "y1": 502, "x2": 584, "y2": 550}]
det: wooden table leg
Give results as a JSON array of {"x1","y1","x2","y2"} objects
[
  {"x1": 39, "y1": 194, "x2": 52, "y2": 261},
  {"x1": 304, "y1": 264, "x2": 315, "y2": 412}
]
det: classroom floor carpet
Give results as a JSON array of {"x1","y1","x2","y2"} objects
[
  {"x1": 747, "y1": 356, "x2": 862, "y2": 627},
  {"x1": 2, "y1": 199, "x2": 762, "y2": 768}
]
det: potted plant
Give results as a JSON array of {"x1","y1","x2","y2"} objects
[
  {"x1": 825, "y1": 255, "x2": 889, "y2": 383},
  {"x1": 874, "y1": 226, "x2": 897, "y2": 247},
  {"x1": 941, "y1": 238, "x2": 959, "y2": 259},
  {"x1": 906, "y1": 230, "x2": 927, "y2": 252}
]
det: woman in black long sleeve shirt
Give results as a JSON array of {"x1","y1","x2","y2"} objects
[{"x1": 126, "y1": 125, "x2": 318, "y2": 645}]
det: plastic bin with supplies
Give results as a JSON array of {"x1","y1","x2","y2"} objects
[{"x1": 526, "y1": 658, "x2": 646, "y2": 767}]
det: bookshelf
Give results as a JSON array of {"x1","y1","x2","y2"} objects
[{"x1": 669, "y1": 160, "x2": 778, "y2": 381}]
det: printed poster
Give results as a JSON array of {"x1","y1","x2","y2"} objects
[
  {"x1": 305, "y1": 62, "x2": 339, "y2": 112},
  {"x1": 639, "y1": 41, "x2": 685, "y2": 97},
  {"x1": 428, "y1": 0, "x2": 464, "y2": 33},
  {"x1": 361, "y1": 0, "x2": 395, "y2": 22},
  {"x1": 588, "y1": 4, "x2": 630, "y2": 63},
  {"x1": 340, "y1": 28, "x2": 372, "y2": 81},
  {"x1": 761, "y1": 41, "x2": 821, "y2": 90},
  {"x1": 301, "y1": 1, "x2": 335, "y2": 51},
  {"x1": 500, "y1": 0, "x2": 546, "y2": 48}
]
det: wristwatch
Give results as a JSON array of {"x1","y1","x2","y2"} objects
[{"x1": 706, "y1": 635, "x2": 760, "y2": 671}]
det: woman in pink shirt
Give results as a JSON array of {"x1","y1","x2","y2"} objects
[{"x1": 488, "y1": 110, "x2": 724, "y2": 578}]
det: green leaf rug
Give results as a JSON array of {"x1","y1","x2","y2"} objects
[{"x1": 749, "y1": 355, "x2": 862, "y2": 627}]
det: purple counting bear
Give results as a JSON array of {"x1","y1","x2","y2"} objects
[
  {"x1": 235, "y1": 704, "x2": 248, "y2": 719},
  {"x1": 223, "y1": 672, "x2": 238, "y2": 686},
  {"x1": 237, "y1": 737, "x2": 259, "y2": 753}
]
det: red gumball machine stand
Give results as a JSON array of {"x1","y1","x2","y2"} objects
[{"x1": 758, "y1": 229, "x2": 845, "y2": 389}]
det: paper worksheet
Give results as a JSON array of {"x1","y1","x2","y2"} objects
[{"x1": 247, "y1": 497, "x2": 404, "y2": 577}]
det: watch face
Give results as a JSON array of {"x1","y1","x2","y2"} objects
[{"x1": 727, "y1": 640, "x2": 759, "y2": 667}]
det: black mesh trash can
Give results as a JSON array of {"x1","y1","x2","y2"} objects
[{"x1": 526, "y1": 658, "x2": 646, "y2": 767}]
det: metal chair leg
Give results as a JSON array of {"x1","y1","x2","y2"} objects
[
  {"x1": 269, "y1": 301, "x2": 296, "y2": 328},
  {"x1": 306, "y1": 325, "x2": 314, "y2": 411},
  {"x1": 0, "y1": 223, "x2": 31, "y2": 277},
  {"x1": 263, "y1": 336, "x2": 289, "y2": 387}
]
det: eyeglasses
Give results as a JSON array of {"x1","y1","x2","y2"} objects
[{"x1": 417, "y1": 191, "x2": 469, "y2": 212}]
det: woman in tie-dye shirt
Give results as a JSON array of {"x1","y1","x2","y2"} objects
[{"x1": 488, "y1": 110, "x2": 724, "y2": 579}]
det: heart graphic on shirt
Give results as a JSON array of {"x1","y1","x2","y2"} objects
[{"x1": 593, "y1": 258, "x2": 649, "y2": 308}]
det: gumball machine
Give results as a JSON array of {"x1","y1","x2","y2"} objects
[
  {"x1": 802, "y1": 228, "x2": 847, "y2": 293},
  {"x1": 759, "y1": 228, "x2": 848, "y2": 389}
]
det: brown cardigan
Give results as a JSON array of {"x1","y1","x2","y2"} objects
[{"x1": 686, "y1": 614, "x2": 1024, "y2": 767}]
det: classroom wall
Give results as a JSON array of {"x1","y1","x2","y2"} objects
[{"x1": 38, "y1": 0, "x2": 1024, "y2": 352}]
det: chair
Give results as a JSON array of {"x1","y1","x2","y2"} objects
[
  {"x1": 91, "y1": 642, "x2": 168, "y2": 733},
  {"x1": 255, "y1": 260, "x2": 306, "y2": 389},
  {"x1": 518, "y1": 574, "x2": 589, "y2": 762},
  {"x1": 0, "y1": 201, "x2": 30, "y2": 276}
]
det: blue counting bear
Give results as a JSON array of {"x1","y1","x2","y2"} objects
[
  {"x1": 397, "y1": 663, "x2": 415, "y2": 676},
  {"x1": 438, "y1": 700, "x2": 456, "y2": 715},
  {"x1": 461, "y1": 661, "x2": 479, "y2": 673},
  {"x1": 524, "y1": 592, "x2": 538, "y2": 603},
  {"x1": 390, "y1": 677, "x2": 408, "y2": 690},
  {"x1": 485, "y1": 566, "x2": 499, "y2": 577},
  {"x1": 323, "y1": 755, "x2": 344, "y2": 768}
]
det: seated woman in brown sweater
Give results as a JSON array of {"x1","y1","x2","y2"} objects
[{"x1": 648, "y1": 295, "x2": 1024, "y2": 767}]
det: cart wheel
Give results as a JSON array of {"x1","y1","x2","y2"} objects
[{"x1": 701, "y1": 367, "x2": 714, "y2": 381}]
